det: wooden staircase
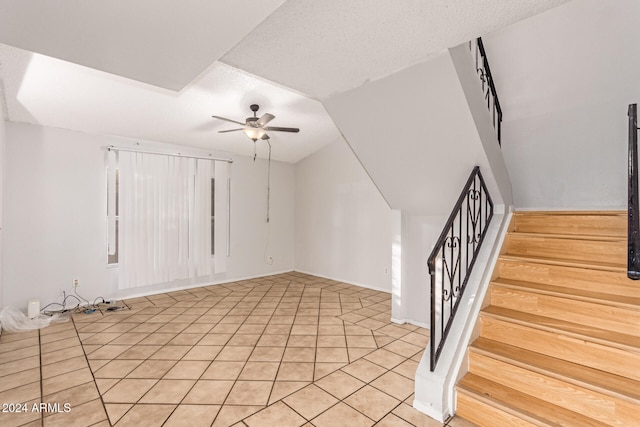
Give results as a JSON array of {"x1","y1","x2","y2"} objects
[{"x1": 455, "y1": 211, "x2": 640, "y2": 427}]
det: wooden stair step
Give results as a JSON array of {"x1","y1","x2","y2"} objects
[
  {"x1": 497, "y1": 258, "x2": 637, "y2": 297},
  {"x1": 456, "y1": 211, "x2": 640, "y2": 426},
  {"x1": 470, "y1": 351, "x2": 640, "y2": 426},
  {"x1": 489, "y1": 283, "x2": 640, "y2": 336},
  {"x1": 504, "y1": 234, "x2": 626, "y2": 266},
  {"x1": 499, "y1": 254, "x2": 626, "y2": 273},
  {"x1": 511, "y1": 211, "x2": 626, "y2": 237},
  {"x1": 482, "y1": 306, "x2": 640, "y2": 351},
  {"x1": 468, "y1": 351, "x2": 640, "y2": 425},
  {"x1": 480, "y1": 314, "x2": 640, "y2": 382},
  {"x1": 491, "y1": 278, "x2": 640, "y2": 311},
  {"x1": 470, "y1": 337, "x2": 640, "y2": 404},
  {"x1": 456, "y1": 391, "x2": 539, "y2": 427},
  {"x1": 456, "y1": 373, "x2": 610, "y2": 427},
  {"x1": 508, "y1": 231, "x2": 626, "y2": 242}
]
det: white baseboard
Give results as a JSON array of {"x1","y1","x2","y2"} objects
[
  {"x1": 101, "y1": 268, "x2": 392, "y2": 305},
  {"x1": 292, "y1": 268, "x2": 391, "y2": 294},
  {"x1": 391, "y1": 317, "x2": 429, "y2": 329},
  {"x1": 413, "y1": 399, "x2": 447, "y2": 423},
  {"x1": 108, "y1": 269, "x2": 295, "y2": 301}
]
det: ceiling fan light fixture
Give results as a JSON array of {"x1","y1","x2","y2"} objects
[{"x1": 243, "y1": 127, "x2": 267, "y2": 141}]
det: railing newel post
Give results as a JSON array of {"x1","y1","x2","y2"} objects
[{"x1": 628, "y1": 104, "x2": 640, "y2": 279}]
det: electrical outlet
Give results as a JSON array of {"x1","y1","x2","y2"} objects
[{"x1": 73, "y1": 278, "x2": 79, "y2": 287}]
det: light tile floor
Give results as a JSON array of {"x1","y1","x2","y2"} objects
[{"x1": 0, "y1": 272, "x2": 477, "y2": 427}]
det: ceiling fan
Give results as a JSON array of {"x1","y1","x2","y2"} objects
[{"x1": 212, "y1": 104, "x2": 300, "y2": 141}]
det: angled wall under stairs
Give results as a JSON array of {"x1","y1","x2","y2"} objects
[{"x1": 456, "y1": 211, "x2": 640, "y2": 426}]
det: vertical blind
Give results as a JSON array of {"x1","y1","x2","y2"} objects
[{"x1": 107, "y1": 149, "x2": 229, "y2": 289}]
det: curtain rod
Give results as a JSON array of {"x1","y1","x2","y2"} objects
[{"x1": 107, "y1": 145, "x2": 233, "y2": 163}]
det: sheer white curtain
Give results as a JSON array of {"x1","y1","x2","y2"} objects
[{"x1": 117, "y1": 151, "x2": 214, "y2": 289}]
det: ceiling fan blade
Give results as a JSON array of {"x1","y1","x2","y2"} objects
[
  {"x1": 257, "y1": 113, "x2": 275, "y2": 127},
  {"x1": 218, "y1": 128, "x2": 244, "y2": 133},
  {"x1": 264, "y1": 126, "x2": 300, "y2": 133},
  {"x1": 212, "y1": 115, "x2": 245, "y2": 126}
]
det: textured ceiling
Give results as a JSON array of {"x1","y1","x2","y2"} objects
[
  {"x1": 222, "y1": 0, "x2": 569, "y2": 99},
  {"x1": 0, "y1": 0, "x2": 285, "y2": 91},
  {"x1": 0, "y1": 44, "x2": 340, "y2": 163},
  {"x1": 0, "y1": 0, "x2": 569, "y2": 163}
]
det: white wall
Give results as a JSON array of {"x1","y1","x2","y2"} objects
[
  {"x1": 449, "y1": 43, "x2": 512, "y2": 208},
  {"x1": 483, "y1": 0, "x2": 640, "y2": 209},
  {"x1": 502, "y1": 102, "x2": 627, "y2": 208},
  {"x1": 395, "y1": 214, "x2": 446, "y2": 326},
  {"x1": 294, "y1": 138, "x2": 391, "y2": 292},
  {"x1": 323, "y1": 50, "x2": 512, "y2": 325},
  {"x1": 3, "y1": 122, "x2": 294, "y2": 310},
  {"x1": 324, "y1": 50, "x2": 509, "y2": 216},
  {"x1": 0, "y1": 109, "x2": 5, "y2": 311}
]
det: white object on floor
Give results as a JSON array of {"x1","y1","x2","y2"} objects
[
  {"x1": 0, "y1": 306, "x2": 68, "y2": 333},
  {"x1": 27, "y1": 299, "x2": 40, "y2": 319}
]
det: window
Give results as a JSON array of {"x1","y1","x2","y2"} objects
[
  {"x1": 106, "y1": 149, "x2": 229, "y2": 288},
  {"x1": 211, "y1": 178, "x2": 215, "y2": 256},
  {"x1": 107, "y1": 168, "x2": 119, "y2": 265}
]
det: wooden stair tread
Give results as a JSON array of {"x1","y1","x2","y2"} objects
[
  {"x1": 482, "y1": 306, "x2": 640, "y2": 351},
  {"x1": 507, "y1": 231, "x2": 625, "y2": 241},
  {"x1": 497, "y1": 258, "x2": 637, "y2": 297},
  {"x1": 457, "y1": 373, "x2": 610, "y2": 427},
  {"x1": 457, "y1": 211, "x2": 640, "y2": 426},
  {"x1": 511, "y1": 211, "x2": 626, "y2": 238},
  {"x1": 491, "y1": 278, "x2": 640, "y2": 310},
  {"x1": 470, "y1": 337, "x2": 640, "y2": 404},
  {"x1": 499, "y1": 254, "x2": 626, "y2": 272},
  {"x1": 512, "y1": 211, "x2": 626, "y2": 216},
  {"x1": 504, "y1": 234, "x2": 625, "y2": 265}
]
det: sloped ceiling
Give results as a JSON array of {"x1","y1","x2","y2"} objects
[
  {"x1": 0, "y1": 0, "x2": 568, "y2": 162},
  {"x1": 0, "y1": 0, "x2": 286, "y2": 91},
  {"x1": 223, "y1": 0, "x2": 570, "y2": 99}
]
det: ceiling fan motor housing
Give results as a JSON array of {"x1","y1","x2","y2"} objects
[{"x1": 213, "y1": 103, "x2": 299, "y2": 139}]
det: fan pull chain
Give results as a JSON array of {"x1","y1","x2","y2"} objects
[{"x1": 266, "y1": 139, "x2": 271, "y2": 223}]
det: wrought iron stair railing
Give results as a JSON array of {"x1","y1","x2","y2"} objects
[
  {"x1": 470, "y1": 37, "x2": 503, "y2": 146},
  {"x1": 628, "y1": 103, "x2": 640, "y2": 279},
  {"x1": 427, "y1": 166, "x2": 493, "y2": 371}
]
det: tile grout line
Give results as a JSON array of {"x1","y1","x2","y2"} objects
[
  {"x1": 35, "y1": 273, "x2": 427, "y2": 427},
  {"x1": 161, "y1": 279, "x2": 281, "y2": 426},
  {"x1": 210, "y1": 280, "x2": 279, "y2": 423},
  {"x1": 240, "y1": 279, "x2": 330, "y2": 425},
  {"x1": 154, "y1": 287, "x2": 229, "y2": 426},
  {"x1": 107, "y1": 290, "x2": 219, "y2": 425},
  {"x1": 260, "y1": 280, "x2": 294, "y2": 412},
  {"x1": 70, "y1": 314, "x2": 113, "y2": 427},
  {"x1": 243, "y1": 279, "x2": 318, "y2": 426},
  {"x1": 240, "y1": 281, "x2": 395, "y2": 426},
  {"x1": 38, "y1": 328, "x2": 43, "y2": 427},
  {"x1": 79, "y1": 306, "x2": 150, "y2": 426},
  {"x1": 96, "y1": 302, "x2": 170, "y2": 424},
  {"x1": 101, "y1": 277, "x2": 281, "y2": 425}
]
